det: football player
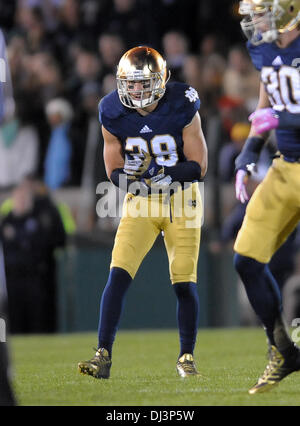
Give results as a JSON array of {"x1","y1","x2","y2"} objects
[
  {"x1": 234, "y1": 0, "x2": 300, "y2": 394},
  {"x1": 78, "y1": 46, "x2": 207, "y2": 379}
]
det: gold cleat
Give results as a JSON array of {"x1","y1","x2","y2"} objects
[
  {"x1": 176, "y1": 353, "x2": 201, "y2": 378},
  {"x1": 78, "y1": 348, "x2": 112, "y2": 379},
  {"x1": 249, "y1": 345, "x2": 300, "y2": 394}
]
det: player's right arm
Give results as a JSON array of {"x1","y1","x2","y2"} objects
[
  {"x1": 235, "y1": 82, "x2": 271, "y2": 203},
  {"x1": 102, "y1": 125, "x2": 124, "y2": 180},
  {"x1": 102, "y1": 125, "x2": 142, "y2": 190}
]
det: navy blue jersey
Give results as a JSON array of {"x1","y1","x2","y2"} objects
[
  {"x1": 247, "y1": 38, "x2": 300, "y2": 157},
  {"x1": 99, "y1": 82, "x2": 200, "y2": 167}
]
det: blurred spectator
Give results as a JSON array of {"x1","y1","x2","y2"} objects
[
  {"x1": 57, "y1": 0, "x2": 80, "y2": 29},
  {"x1": 98, "y1": 32, "x2": 124, "y2": 78},
  {"x1": 6, "y1": 34, "x2": 28, "y2": 89},
  {"x1": 44, "y1": 97, "x2": 74, "y2": 189},
  {"x1": 218, "y1": 122, "x2": 274, "y2": 184},
  {"x1": 199, "y1": 53, "x2": 227, "y2": 124},
  {"x1": 199, "y1": 33, "x2": 228, "y2": 62},
  {"x1": 101, "y1": 73, "x2": 117, "y2": 96},
  {"x1": 0, "y1": 177, "x2": 66, "y2": 333},
  {"x1": 75, "y1": 50, "x2": 101, "y2": 83},
  {"x1": 154, "y1": 0, "x2": 200, "y2": 51},
  {"x1": 65, "y1": 49, "x2": 101, "y2": 105},
  {"x1": 53, "y1": 0, "x2": 97, "y2": 69},
  {"x1": 0, "y1": 113, "x2": 38, "y2": 190},
  {"x1": 0, "y1": 176, "x2": 76, "y2": 235},
  {"x1": 55, "y1": 0, "x2": 81, "y2": 45},
  {"x1": 30, "y1": 52, "x2": 64, "y2": 102},
  {"x1": 182, "y1": 55, "x2": 202, "y2": 95},
  {"x1": 69, "y1": 81, "x2": 103, "y2": 187},
  {"x1": 0, "y1": 1, "x2": 16, "y2": 32},
  {"x1": 14, "y1": 5, "x2": 53, "y2": 54},
  {"x1": 80, "y1": 0, "x2": 110, "y2": 34},
  {"x1": 218, "y1": 122, "x2": 251, "y2": 183},
  {"x1": 70, "y1": 81, "x2": 105, "y2": 230},
  {"x1": 17, "y1": 0, "x2": 64, "y2": 32},
  {"x1": 162, "y1": 31, "x2": 189, "y2": 82},
  {"x1": 98, "y1": 0, "x2": 152, "y2": 48},
  {"x1": 222, "y1": 44, "x2": 260, "y2": 113}
]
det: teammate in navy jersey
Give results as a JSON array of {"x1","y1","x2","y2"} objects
[
  {"x1": 234, "y1": 0, "x2": 300, "y2": 394},
  {"x1": 78, "y1": 46, "x2": 208, "y2": 379}
]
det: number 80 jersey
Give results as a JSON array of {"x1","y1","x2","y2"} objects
[
  {"x1": 247, "y1": 38, "x2": 300, "y2": 156},
  {"x1": 98, "y1": 82, "x2": 200, "y2": 167}
]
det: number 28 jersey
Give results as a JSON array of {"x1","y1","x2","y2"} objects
[
  {"x1": 98, "y1": 82, "x2": 200, "y2": 167},
  {"x1": 247, "y1": 38, "x2": 300, "y2": 157}
]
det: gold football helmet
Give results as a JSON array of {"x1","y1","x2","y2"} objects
[
  {"x1": 116, "y1": 46, "x2": 170, "y2": 109},
  {"x1": 239, "y1": 0, "x2": 300, "y2": 45}
]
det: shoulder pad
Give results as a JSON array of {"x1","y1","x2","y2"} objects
[
  {"x1": 98, "y1": 90, "x2": 127, "y2": 123},
  {"x1": 164, "y1": 82, "x2": 200, "y2": 126},
  {"x1": 246, "y1": 41, "x2": 264, "y2": 71},
  {"x1": 165, "y1": 82, "x2": 201, "y2": 111}
]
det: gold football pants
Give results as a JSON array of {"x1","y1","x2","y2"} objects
[
  {"x1": 111, "y1": 183, "x2": 202, "y2": 284},
  {"x1": 234, "y1": 157, "x2": 300, "y2": 263}
]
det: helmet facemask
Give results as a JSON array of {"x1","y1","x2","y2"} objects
[
  {"x1": 239, "y1": 1, "x2": 282, "y2": 45},
  {"x1": 117, "y1": 70, "x2": 168, "y2": 109}
]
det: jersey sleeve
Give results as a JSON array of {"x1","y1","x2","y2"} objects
[
  {"x1": 167, "y1": 83, "x2": 201, "y2": 128},
  {"x1": 182, "y1": 85, "x2": 201, "y2": 126},
  {"x1": 98, "y1": 100, "x2": 114, "y2": 135},
  {"x1": 98, "y1": 91, "x2": 123, "y2": 137},
  {"x1": 246, "y1": 41, "x2": 263, "y2": 71}
]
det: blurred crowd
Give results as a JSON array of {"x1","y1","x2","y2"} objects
[{"x1": 1, "y1": 0, "x2": 299, "y2": 333}]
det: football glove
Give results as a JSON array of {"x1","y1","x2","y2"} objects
[
  {"x1": 123, "y1": 156, "x2": 143, "y2": 176},
  {"x1": 143, "y1": 173, "x2": 172, "y2": 190},
  {"x1": 139, "y1": 150, "x2": 172, "y2": 189},
  {"x1": 249, "y1": 108, "x2": 279, "y2": 134},
  {"x1": 124, "y1": 150, "x2": 165, "y2": 179},
  {"x1": 235, "y1": 169, "x2": 249, "y2": 204},
  {"x1": 139, "y1": 149, "x2": 165, "y2": 179}
]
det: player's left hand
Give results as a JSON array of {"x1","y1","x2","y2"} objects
[
  {"x1": 143, "y1": 173, "x2": 172, "y2": 189},
  {"x1": 248, "y1": 108, "x2": 279, "y2": 134},
  {"x1": 235, "y1": 169, "x2": 249, "y2": 204},
  {"x1": 137, "y1": 149, "x2": 164, "y2": 179},
  {"x1": 124, "y1": 150, "x2": 165, "y2": 179},
  {"x1": 130, "y1": 149, "x2": 164, "y2": 178},
  {"x1": 123, "y1": 157, "x2": 143, "y2": 176}
]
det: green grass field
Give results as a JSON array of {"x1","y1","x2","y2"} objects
[{"x1": 9, "y1": 328, "x2": 300, "y2": 406}]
